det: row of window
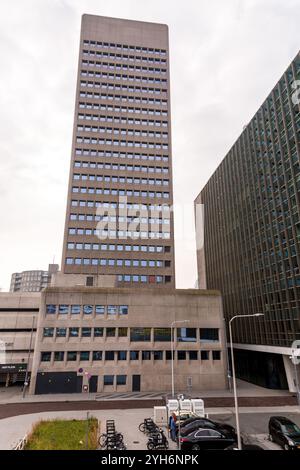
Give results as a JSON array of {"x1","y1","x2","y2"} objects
[
  {"x1": 73, "y1": 174, "x2": 169, "y2": 186},
  {"x1": 74, "y1": 148, "x2": 169, "y2": 162},
  {"x1": 66, "y1": 242, "x2": 169, "y2": 253},
  {"x1": 72, "y1": 187, "x2": 170, "y2": 199},
  {"x1": 78, "y1": 114, "x2": 168, "y2": 129},
  {"x1": 46, "y1": 304, "x2": 128, "y2": 315},
  {"x1": 41, "y1": 350, "x2": 221, "y2": 363},
  {"x1": 77, "y1": 124, "x2": 168, "y2": 139},
  {"x1": 66, "y1": 258, "x2": 167, "y2": 268},
  {"x1": 42, "y1": 327, "x2": 219, "y2": 342},
  {"x1": 77, "y1": 99, "x2": 168, "y2": 117},
  {"x1": 82, "y1": 60, "x2": 167, "y2": 77},
  {"x1": 80, "y1": 78, "x2": 166, "y2": 96},
  {"x1": 69, "y1": 215, "x2": 170, "y2": 224},
  {"x1": 82, "y1": 50, "x2": 167, "y2": 66},
  {"x1": 80, "y1": 70, "x2": 167, "y2": 85},
  {"x1": 76, "y1": 137, "x2": 169, "y2": 150},
  {"x1": 70, "y1": 201, "x2": 171, "y2": 212},
  {"x1": 74, "y1": 161, "x2": 169, "y2": 174},
  {"x1": 79, "y1": 90, "x2": 168, "y2": 107},
  {"x1": 82, "y1": 40, "x2": 167, "y2": 56},
  {"x1": 67, "y1": 229, "x2": 171, "y2": 239}
]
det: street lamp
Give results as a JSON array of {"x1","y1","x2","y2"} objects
[
  {"x1": 229, "y1": 313, "x2": 264, "y2": 450},
  {"x1": 171, "y1": 320, "x2": 190, "y2": 398}
]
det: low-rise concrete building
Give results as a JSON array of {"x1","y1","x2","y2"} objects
[{"x1": 29, "y1": 287, "x2": 227, "y2": 394}]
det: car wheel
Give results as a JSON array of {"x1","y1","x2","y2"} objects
[{"x1": 191, "y1": 444, "x2": 201, "y2": 451}]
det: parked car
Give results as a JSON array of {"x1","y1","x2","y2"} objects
[
  {"x1": 179, "y1": 425, "x2": 238, "y2": 450},
  {"x1": 178, "y1": 417, "x2": 236, "y2": 439},
  {"x1": 269, "y1": 416, "x2": 300, "y2": 450}
]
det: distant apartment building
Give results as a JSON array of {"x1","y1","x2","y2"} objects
[
  {"x1": 61, "y1": 14, "x2": 175, "y2": 288},
  {"x1": 195, "y1": 52, "x2": 300, "y2": 391},
  {"x1": 10, "y1": 264, "x2": 59, "y2": 293}
]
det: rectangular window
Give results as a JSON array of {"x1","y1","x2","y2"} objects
[
  {"x1": 212, "y1": 350, "x2": 221, "y2": 360},
  {"x1": 46, "y1": 304, "x2": 56, "y2": 314},
  {"x1": 118, "y1": 327, "x2": 128, "y2": 337},
  {"x1": 153, "y1": 350, "x2": 163, "y2": 360},
  {"x1": 116, "y1": 375, "x2": 126, "y2": 385},
  {"x1": 54, "y1": 351, "x2": 64, "y2": 361},
  {"x1": 80, "y1": 351, "x2": 90, "y2": 361},
  {"x1": 117, "y1": 351, "x2": 127, "y2": 361},
  {"x1": 107, "y1": 305, "x2": 117, "y2": 315},
  {"x1": 177, "y1": 351, "x2": 186, "y2": 360},
  {"x1": 83, "y1": 305, "x2": 93, "y2": 315},
  {"x1": 43, "y1": 327, "x2": 54, "y2": 337},
  {"x1": 82, "y1": 327, "x2": 92, "y2": 337},
  {"x1": 67, "y1": 351, "x2": 77, "y2": 361},
  {"x1": 94, "y1": 327, "x2": 104, "y2": 337},
  {"x1": 105, "y1": 351, "x2": 115, "y2": 361},
  {"x1": 106, "y1": 327, "x2": 116, "y2": 337},
  {"x1": 92, "y1": 351, "x2": 102, "y2": 361},
  {"x1": 119, "y1": 305, "x2": 128, "y2": 315},
  {"x1": 154, "y1": 328, "x2": 171, "y2": 341},
  {"x1": 58, "y1": 304, "x2": 69, "y2": 315},
  {"x1": 41, "y1": 351, "x2": 51, "y2": 362},
  {"x1": 95, "y1": 305, "x2": 105, "y2": 315},
  {"x1": 201, "y1": 350, "x2": 209, "y2": 360},
  {"x1": 177, "y1": 328, "x2": 197, "y2": 342},
  {"x1": 104, "y1": 375, "x2": 114, "y2": 386},
  {"x1": 189, "y1": 351, "x2": 198, "y2": 360},
  {"x1": 200, "y1": 328, "x2": 219, "y2": 342},
  {"x1": 130, "y1": 327, "x2": 151, "y2": 341},
  {"x1": 142, "y1": 351, "x2": 151, "y2": 360},
  {"x1": 69, "y1": 327, "x2": 79, "y2": 337},
  {"x1": 130, "y1": 350, "x2": 139, "y2": 360},
  {"x1": 166, "y1": 350, "x2": 173, "y2": 360},
  {"x1": 71, "y1": 305, "x2": 81, "y2": 315}
]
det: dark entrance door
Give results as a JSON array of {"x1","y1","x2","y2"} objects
[
  {"x1": 89, "y1": 376, "x2": 98, "y2": 393},
  {"x1": 132, "y1": 375, "x2": 141, "y2": 392}
]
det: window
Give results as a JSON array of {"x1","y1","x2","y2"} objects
[
  {"x1": 153, "y1": 350, "x2": 163, "y2": 360},
  {"x1": 177, "y1": 351, "x2": 186, "y2": 360},
  {"x1": 41, "y1": 352, "x2": 51, "y2": 362},
  {"x1": 130, "y1": 327, "x2": 151, "y2": 341},
  {"x1": 118, "y1": 327, "x2": 128, "y2": 337},
  {"x1": 189, "y1": 351, "x2": 198, "y2": 360},
  {"x1": 93, "y1": 351, "x2": 102, "y2": 361},
  {"x1": 130, "y1": 351, "x2": 139, "y2": 360},
  {"x1": 80, "y1": 351, "x2": 90, "y2": 361},
  {"x1": 94, "y1": 327, "x2": 104, "y2": 337},
  {"x1": 95, "y1": 305, "x2": 105, "y2": 315},
  {"x1": 83, "y1": 305, "x2": 93, "y2": 315},
  {"x1": 71, "y1": 305, "x2": 81, "y2": 315},
  {"x1": 117, "y1": 351, "x2": 127, "y2": 360},
  {"x1": 201, "y1": 350, "x2": 209, "y2": 360},
  {"x1": 69, "y1": 327, "x2": 79, "y2": 337},
  {"x1": 46, "y1": 304, "x2": 56, "y2": 314},
  {"x1": 54, "y1": 351, "x2": 64, "y2": 361},
  {"x1": 86, "y1": 276, "x2": 94, "y2": 286},
  {"x1": 43, "y1": 327, "x2": 54, "y2": 337},
  {"x1": 82, "y1": 327, "x2": 92, "y2": 337},
  {"x1": 56, "y1": 328, "x2": 67, "y2": 338},
  {"x1": 119, "y1": 305, "x2": 128, "y2": 315},
  {"x1": 104, "y1": 375, "x2": 114, "y2": 386},
  {"x1": 107, "y1": 305, "x2": 117, "y2": 315},
  {"x1": 142, "y1": 351, "x2": 151, "y2": 360},
  {"x1": 67, "y1": 351, "x2": 77, "y2": 361},
  {"x1": 200, "y1": 328, "x2": 219, "y2": 342},
  {"x1": 166, "y1": 350, "x2": 173, "y2": 360},
  {"x1": 154, "y1": 328, "x2": 171, "y2": 341},
  {"x1": 117, "y1": 375, "x2": 127, "y2": 385},
  {"x1": 177, "y1": 328, "x2": 197, "y2": 342},
  {"x1": 106, "y1": 327, "x2": 116, "y2": 337},
  {"x1": 105, "y1": 351, "x2": 115, "y2": 360},
  {"x1": 212, "y1": 350, "x2": 221, "y2": 360},
  {"x1": 58, "y1": 304, "x2": 69, "y2": 315}
]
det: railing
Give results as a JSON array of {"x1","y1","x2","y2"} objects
[{"x1": 13, "y1": 435, "x2": 27, "y2": 450}]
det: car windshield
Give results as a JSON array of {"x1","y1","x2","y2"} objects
[{"x1": 282, "y1": 423, "x2": 300, "y2": 436}]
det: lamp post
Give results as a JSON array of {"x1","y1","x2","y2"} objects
[
  {"x1": 22, "y1": 315, "x2": 35, "y2": 399},
  {"x1": 290, "y1": 351, "x2": 300, "y2": 406},
  {"x1": 171, "y1": 320, "x2": 190, "y2": 398},
  {"x1": 229, "y1": 313, "x2": 264, "y2": 450}
]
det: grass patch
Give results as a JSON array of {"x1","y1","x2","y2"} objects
[{"x1": 24, "y1": 418, "x2": 99, "y2": 450}]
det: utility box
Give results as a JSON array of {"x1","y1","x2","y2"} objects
[
  {"x1": 179, "y1": 399, "x2": 192, "y2": 412},
  {"x1": 191, "y1": 399, "x2": 205, "y2": 417},
  {"x1": 154, "y1": 406, "x2": 168, "y2": 426},
  {"x1": 167, "y1": 399, "x2": 179, "y2": 415}
]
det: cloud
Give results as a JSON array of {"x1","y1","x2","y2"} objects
[{"x1": 0, "y1": 0, "x2": 299, "y2": 290}]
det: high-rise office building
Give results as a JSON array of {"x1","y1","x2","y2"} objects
[
  {"x1": 10, "y1": 264, "x2": 59, "y2": 293},
  {"x1": 195, "y1": 52, "x2": 300, "y2": 390},
  {"x1": 61, "y1": 15, "x2": 175, "y2": 287}
]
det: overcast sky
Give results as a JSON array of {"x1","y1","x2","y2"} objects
[{"x1": 0, "y1": 0, "x2": 299, "y2": 291}]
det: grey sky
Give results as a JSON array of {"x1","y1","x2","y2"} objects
[{"x1": 0, "y1": 0, "x2": 299, "y2": 291}]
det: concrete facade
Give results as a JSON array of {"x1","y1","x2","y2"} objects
[{"x1": 29, "y1": 287, "x2": 227, "y2": 394}]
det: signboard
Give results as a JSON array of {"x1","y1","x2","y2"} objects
[{"x1": 0, "y1": 363, "x2": 27, "y2": 373}]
